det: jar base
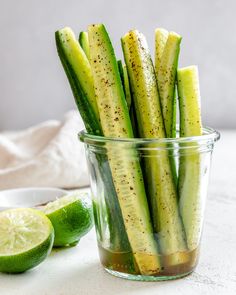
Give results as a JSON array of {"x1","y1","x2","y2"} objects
[{"x1": 104, "y1": 268, "x2": 194, "y2": 281}]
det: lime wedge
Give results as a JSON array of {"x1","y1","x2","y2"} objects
[
  {"x1": 0, "y1": 208, "x2": 54, "y2": 273},
  {"x1": 43, "y1": 193, "x2": 93, "y2": 247}
]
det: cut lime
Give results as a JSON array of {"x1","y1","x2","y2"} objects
[
  {"x1": 0, "y1": 208, "x2": 54, "y2": 273},
  {"x1": 43, "y1": 193, "x2": 93, "y2": 247}
]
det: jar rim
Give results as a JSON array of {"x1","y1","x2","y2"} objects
[{"x1": 79, "y1": 126, "x2": 220, "y2": 146}]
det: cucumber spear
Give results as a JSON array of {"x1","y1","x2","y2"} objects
[
  {"x1": 88, "y1": 23, "x2": 161, "y2": 275},
  {"x1": 122, "y1": 30, "x2": 187, "y2": 266},
  {"x1": 177, "y1": 66, "x2": 203, "y2": 251},
  {"x1": 155, "y1": 29, "x2": 181, "y2": 138},
  {"x1": 155, "y1": 29, "x2": 181, "y2": 185}
]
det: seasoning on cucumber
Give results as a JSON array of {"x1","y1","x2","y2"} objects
[
  {"x1": 88, "y1": 23, "x2": 161, "y2": 275},
  {"x1": 121, "y1": 30, "x2": 187, "y2": 266},
  {"x1": 155, "y1": 30, "x2": 181, "y2": 138},
  {"x1": 155, "y1": 28, "x2": 169, "y2": 74}
]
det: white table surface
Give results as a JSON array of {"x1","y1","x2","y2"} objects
[{"x1": 1, "y1": 130, "x2": 236, "y2": 295}]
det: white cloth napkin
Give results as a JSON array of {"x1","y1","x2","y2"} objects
[{"x1": 0, "y1": 110, "x2": 89, "y2": 190}]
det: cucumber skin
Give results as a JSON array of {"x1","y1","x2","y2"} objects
[
  {"x1": 121, "y1": 30, "x2": 187, "y2": 260},
  {"x1": 56, "y1": 29, "x2": 130, "y2": 252},
  {"x1": 118, "y1": 61, "x2": 138, "y2": 137},
  {"x1": 79, "y1": 31, "x2": 90, "y2": 60},
  {"x1": 122, "y1": 63, "x2": 138, "y2": 136},
  {"x1": 121, "y1": 62, "x2": 138, "y2": 137},
  {"x1": 123, "y1": 65, "x2": 132, "y2": 110},
  {"x1": 155, "y1": 28, "x2": 169, "y2": 75},
  {"x1": 117, "y1": 60, "x2": 124, "y2": 84},
  {"x1": 117, "y1": 60, "x2": 127, "y2": 107},
  {"x1": 118, "y1": 60, "x2": 138, "y2": 136},
  {"x1": 117, "y1": 60, "x2": 132, "y2": 111},
  {"x1": 89, "y1": 24, "x2": 161, "y2": 275},
  {"x1": 177, "y1": 66, "x2": 203, "y2": 251}
]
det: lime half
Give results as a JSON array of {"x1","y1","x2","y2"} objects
[
  {"x1": 43, "y1": 193, "x2": 93, "y2": 247},
  {"x1": 0, "y1": 208, "x2": 54, "y2": 273}
]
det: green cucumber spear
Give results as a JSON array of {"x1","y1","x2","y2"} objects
[
  {"x1": 122, "y1": 30, "x2": 188, "y2": 266},
  {"x1": 88, "y1": 23, "x2": 161, "y2": 275},
  {"x1": 177, "y1": 66, "x2": 203, "y2": 251}
]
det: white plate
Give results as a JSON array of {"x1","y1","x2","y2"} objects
[{"x1": 0, "y1": 187, "x2": 67, "y2": 211}]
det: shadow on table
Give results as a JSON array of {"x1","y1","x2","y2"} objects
[{"x1": 0, "y1": 257, "x2": 180, "y2": 295}]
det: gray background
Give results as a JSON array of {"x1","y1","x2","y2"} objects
[{"x1": 0, "y1": 0, "x2": 235, "y2": 130}]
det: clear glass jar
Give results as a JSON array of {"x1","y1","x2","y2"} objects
[{"x1": 79, "y1": 127, "x2": 220, "y2": 281}]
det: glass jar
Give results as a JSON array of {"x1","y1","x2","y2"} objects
[{"x1": 79, "y1": 127, "x2": 220, "y2": 281}]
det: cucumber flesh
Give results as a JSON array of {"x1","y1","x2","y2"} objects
[
  {"x1": 56, "y1": 27, "x2": 130, "y2": 253},
  {"x1": 178, "y1": 66, "x2": 202, "y2": 137},
  {"x1": 177, "y1": 66, "x2": 203, "y2": 251},
  {"x1": 154, "y1": 28, "x2": 169, "y2": 74},
  {"x1": 155, "y1": 31, "x2": 181, "y2": 138},
  {"x1": 79, "y1": 31, "x2": 90, "y2": 60},
  {"x1": 122, "y1": 31, "x2": 165, "y2": 138},
  {"x1": 88, "y1": 23, "x2": 161, "y2": 275},
  {"x1": 122, "y1": 30, "x2": 187, "y2": 263}
]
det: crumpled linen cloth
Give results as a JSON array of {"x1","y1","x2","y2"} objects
[{"x1": 0, "y1": 110, "x2": 89, "y2": 190}]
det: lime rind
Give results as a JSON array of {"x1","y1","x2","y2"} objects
[
  {"x1": 0, "y1": 233, "x2": 54, "y2": 273},
  {"x1": 43, "y1": 193, "x2": 93, "y2": 247}
]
